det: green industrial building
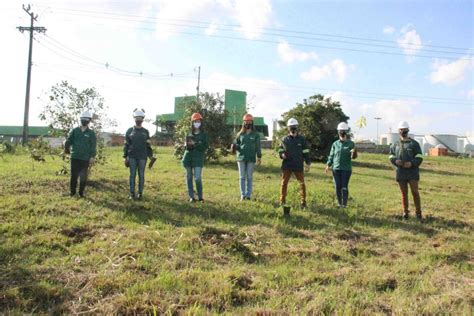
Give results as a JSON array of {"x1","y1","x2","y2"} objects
[{"x1": 155, "y1": 89, "x2": 269, "y2": 139}]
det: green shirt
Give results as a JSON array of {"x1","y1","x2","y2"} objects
[
  {"x1": 182, "y1": 132, "x2": 209, "y2": 168},
  {"x1": 123, "y1": 127, "x2": 153, "y2": 160},
  {"x1": 389, "y1": 138, "x2": 423, "y2": 181},
  {"x1": 327, "y1": 139, "x2": 355, "y2": 171},
  {"x1": 234, "y1": 130, "x2": 262, "y2": 163},
  {"x1": 65, "y1": 127, "x2": 97, "y2": 161}
]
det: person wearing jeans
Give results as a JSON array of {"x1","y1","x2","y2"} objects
[
  {"x1": 325, "y1": 122, "x2": 357, "y2": 208},
  {"x1": 232, "y1": 113, "x2": 262, "y2": 201},
  {"x1": 123, "y1": 108, "x2": 154, "y2": 200},
  {"x1": 182, "y1": 113, "x2": 209, "y2": 202},
  {"x1": 64, "y1": 110, "x2": 97, "y2": 198}
]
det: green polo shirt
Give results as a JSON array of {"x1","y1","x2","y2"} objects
[
  {"x1": 65, "y1": 126, "x2": 97, "y2": 161},
  {"x1": 327, "y1": 139, "x2": 355, "y2": 171},
  {"x1": 234, "y1": 130, "x2": 262, "y2": 163}
]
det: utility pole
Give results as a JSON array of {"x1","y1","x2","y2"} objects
[
  {"x1": 195, "y1": 66, "x2": 201, "y2": 100},
  {"x1": 17, "y1": 4, "x2": 46, "y2": 145},
  {"x1": 374, "y1": 117, "x2": 382, "y2": 145}
]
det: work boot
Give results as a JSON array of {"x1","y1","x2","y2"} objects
[
  {"x1": 403, "y1": 210, "x2": 409, "y2": 220},
  {"x1": 300, "y1": 202, "x2": 307, "y2": 210},
  {"x1": 198, "y1": 198, "x2": 204, "y2": 203},
  {"x1": 416, "y1": 210, "x2": 423, "y2": 221}
]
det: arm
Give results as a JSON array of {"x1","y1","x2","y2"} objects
[
  {"x1": 123, "y1": 129, "x2": 130, "y2": 158},
  {"x1": 389, "y1": 144, "x2": 398, "y2": 167},
  {"x1": 64, "y1": 129, "x2": 74, "y2": 154},
  {"x1": 411, "y1": 141, "x2": 423, "y2": 167},
  {"x1": 277, "y1": 138, "x2": 287, "y2": 159},
  {"x1": 327, "y1": 142, "x2": 335, "y2": 167},
  {"x1": 146, "y1": 130, "x2": 154, "y2": 159},
  {"x1": 234, "y1": 134, "x2": 242, "y2": 151},
  {"x1": 90, "y1": 131, "x2": 97, "y2": 158},
  {"x1": 256, "y1": 133, "x2": 262, "y2": 159},
  {"x1": 194, "y1": 133, "x2": 209, "y2": 152}
]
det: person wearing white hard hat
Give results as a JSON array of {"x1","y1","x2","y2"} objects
[
  {"x1": 277, "y1": 117, "x2": 311, "y2": 211},
  {"x1": 389, "y1": 121, "x2": 424, "y2": 220},
  {"x1": 123, "y1": 108, "x2": 155, "y2": 200},
  {"x1": 325, "y1": 122, "x2": 357, "y2": 208},
  {"x1": 64, "y1": 110, "x2": 97, "y2": 197}
]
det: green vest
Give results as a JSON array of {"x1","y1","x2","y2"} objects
[
  {"x1": 65, "y1": 127, "x2": 97, "y2": 161},
  {"x1": 182, "y1": 132, "x2": 209, "y2": 168},
  {"x1": 234, "y1": 131, "x2": 262, "y2": 163},
  {"x1": 327, "y1": 139, "x2": 355, "y2": 171}
]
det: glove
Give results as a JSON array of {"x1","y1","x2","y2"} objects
[
  {"x1": 148, "y1": 157, "x2": 157, "y2": 169},
  {"x1": 124, "y1": 158, "x2": 129, "y2": 168}
]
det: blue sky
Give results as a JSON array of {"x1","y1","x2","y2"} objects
[{"x1": 1, "y1": 0, "x2": 473, "y2": 139}]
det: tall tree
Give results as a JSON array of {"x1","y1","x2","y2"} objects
[{"x1": 277, "y1": 94, "x2": 350, "y2": 162}]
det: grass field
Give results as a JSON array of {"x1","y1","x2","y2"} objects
[{"x1": 0, "y1": 147, "x2": 473, "y2": 314}]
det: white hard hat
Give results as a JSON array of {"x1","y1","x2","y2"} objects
[
  {"x1": 287, "y1": 118, "x2": 299, "y2": 127},
  {"x1": 80, "y1": 111, "x2": 92, "y2": 119},
  {"x1": 133, "y1": 109, "x2": 145, "y2": 118},
  {"x1": 337, "y1": 122, "x2": 349, "y2": 131},
  {"x1": 398, "y1": 121, "x2": 409, "y2": 129}
]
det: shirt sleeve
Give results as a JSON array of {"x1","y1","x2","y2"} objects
[
  {"x1": 146, "y1": 129, "x2": 154, "y2": 158},
  {"x1": 64, "y1": 128, "x2": 74, "y2": 150},
  {"x1": 123, "y1": 129, "x2": 131, "y2": 158},
  {"x1": 234, "y1": 134, "x2": 241, "y2": 151},
  {"x1": 327, "y1": 142, "x2": 335, "y2": 167},
  {"x1": 412, "y1": 141, "x2": 423, "y2": 167},
  {"x1": 256, "y1": 133, "x2": 262, "y2": 159},
  {"x1": 389, "y1": 144, "x2": 398, "y2": 166},
  {"x1": 277, "y1": 137, "x2": 286, "y2": 159},
  {"x1": 90, "y1": 131, "x2": 97, "y2": 158},
  {"x1": 302, "y1": 137, "x2": 311, "y2": 165}
]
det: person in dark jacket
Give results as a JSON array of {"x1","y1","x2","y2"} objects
[
  {"x1": 325, "y1": 122, "x2": 357, "y2": 208},
  {"x1": 277, "y1": 118, "x2": 311, "y2": 209},
  {"x1": 64, "y1": 110, "x2": 97, "y2": 198},
  {"x1": 123, "y1": 109, "x2": 154, "y2": 200},
  {"x1": 182, "y1": 112, "x2": 209, "y2": 202},
  {"x1": 231, "y1": 113, "x2": 262, "y2": 201},
  {"x1": 389, "y1": 121, "x2": 424, "y2": 220}
]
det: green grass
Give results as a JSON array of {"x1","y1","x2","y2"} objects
[{"x1": 0, "y1": 147, "x2": 473, "y2": 314}]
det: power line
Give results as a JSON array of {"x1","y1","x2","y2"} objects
[{"x1": 40, "y1": 6, "x2": 473, "y2": 53}]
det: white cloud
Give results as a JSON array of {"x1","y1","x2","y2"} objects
[
  {"x1": 233, "y1": 0, "x2": 272, "y2": 39},
  {"x1": 397, "y1": 24, "x2": 422, "y2": 60},
  {"x1": 383, "y1": 26, "x2": 396, "y2": 34},
  {"x1": 468, "y1": 89, "x2": 474, "y2": 98},
  {"x1": 301, "y1": 59, "x2": 352, "y2": 83},
  {"x1": 430, "y1": 57, "x2": 473, "y2": 85},
  {"x1": 277, "y1": 41, "x2": 318, "y2": 63},
  {"x1": 205, "y1": 21, "x2": 218, "y2": 36}
]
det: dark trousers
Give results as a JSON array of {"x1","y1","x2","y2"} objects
[
  {"x1": 398, "y1": 180, "x2": 421, "y2": 213},
  {"x1": 332, "y1": 170, "x2": 352, "y2": 206},
  {"x1": 70, "y1": 158, "x2": 90, "y2": 195}
]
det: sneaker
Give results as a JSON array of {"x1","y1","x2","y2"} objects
[
  {"x1": 198, "y1": 198, "x2": 204, "y2": 203},
  {"x1": 403, "y1": 211, "x2": 409, "y2": 220},
  {"x1": 416, "y1": 211, "x2": 423, "y2": 220},
  {"x1": 189, "y1": 198, "x2": 196, "y2": 203},
  {"x1": 240, "y1": 196, "x2": 246, "y2": 201},
  {"x1": 300, "y1": 202, "x2": 307, "y2": 209},
  {"x1": 245, "y1": 196, "x2": 251, "y2": 201},
  {"x1": 137, "y1": 193, "x2": 143, "y2": 200},
  {"x1": 129, "y1": 193, "x2": 135, "y2": 200},
  {"x1": 79, "y1": 192, "x2": 85, "y2": 198}
]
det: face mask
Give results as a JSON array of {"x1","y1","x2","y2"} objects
[
  {"x1": 80, "y1": 119, "x2": 90, "y2": 126},
  {"x1": 135, "y1": 119, "x2": 143, "y2": 126},
  {"x1": 193, "y1": 122, "x2": 201, "y2": 129},
  {"x1": 244, "y1": 123, "x2": 253, "y2": 129},
  {"x1": 339, "y1": 131, "x2": 347, "y2": 137},
  {"x1": 400, "y1": 130, "x2": 409, "y2": 137},
  {"x1": 289, "y1": 127, "x2": 298, "y2": 134}
]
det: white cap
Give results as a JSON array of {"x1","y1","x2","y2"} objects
[
  {"x1": 287, "y1": 118, "x2": 299, "y2": 127},
  {"x1": 337, "y1": 122, "x2": 349, "y2": 131},
  {"x1": 133, "y1": 109, "x2": 145, "y2": 118},
  {"x1": 80, "y1": 111, "x2": 92, "y2": 119},
  {"x1": 398, "y1": 121, "x2": 409, "y2": 129}
]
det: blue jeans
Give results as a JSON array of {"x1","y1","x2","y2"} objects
[
  {"x1": 237, "y1": 161, "x2": 255, "y2": 198},
  {"x1": 129, "y1": 158, "x2": 147, "y2": 194},
  {"x1": 185, "y1": 167, "x2": 203, "y2": 199},
  {"x1": 332, "y1": 170, "x2": 352, "y2": 206}
]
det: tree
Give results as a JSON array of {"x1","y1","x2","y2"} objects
[
  {"x1": 173, "y1": 92, "x2": 233, "y2": 161},
  {"x1": 39, "y1": 81, "x2": 116, "y2": 173},
  {"x1": 277, "y1": 94, "x2": 349, "y2": 162}
]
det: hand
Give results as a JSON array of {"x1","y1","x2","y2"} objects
[
  {"x1": 281, "y1": 153, "x2": 287, "y2": 160},
  {"x1": 256, "y1": 158, "x2": 261, "y2": 166},
  {"x1": 304, "y1": 164, "x2": 311, "y2": 173},
  {"x1": 124, "y1": 158, "x2": 129, "y2": 167},
  {"x1": 187, "y1": 140, "x2": 195, "y2": 146},
  {"x1": 395, "y1": 159, "x2": 403, "y2": 166},
  {"x1": 64, "y1": 148, "x2": 70, "y2": 155},
  {"x1": 403, "y1": 161, "x2": 412, "y2": 168},
  {"x1": 325, "y1": 165, "x2": 331, "y2": 174},
  {"x1": 89, "y1": 158, "x2": 95, "y2": 165}
]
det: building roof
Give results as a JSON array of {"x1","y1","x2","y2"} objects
[{"x1": 0, "y1": 126, "x2": 51, "y2": 137}]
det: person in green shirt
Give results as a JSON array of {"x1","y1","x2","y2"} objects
[
  {"x1": 182, "y1": 112, "x2": 209, "y2": 202},
  {"x1": 325, "y1": 122, "x2": 357, "y2": 208},
  {"x1": 123, "y1": 109, "x2": 154, "y2": 200},
  {"x1": 231, "y1": 113, "x2": 262, "y2": 201},
  {"x1": 64, "y1": 111, "x2": 97, "y2": 198},
  {"x1": 389, "y1": 121, "x2": 424, "y2": 220}
]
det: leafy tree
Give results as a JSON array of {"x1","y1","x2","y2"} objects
[
  {"x1": 39, "y1": 81, "x2": 116, "y2": 173},
  {"x1": 173, "y1": 92, "x2": 233, "y2": 161},
  {"x1": 277, "y1": 94, "x2": 349, "y2": 162}
]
